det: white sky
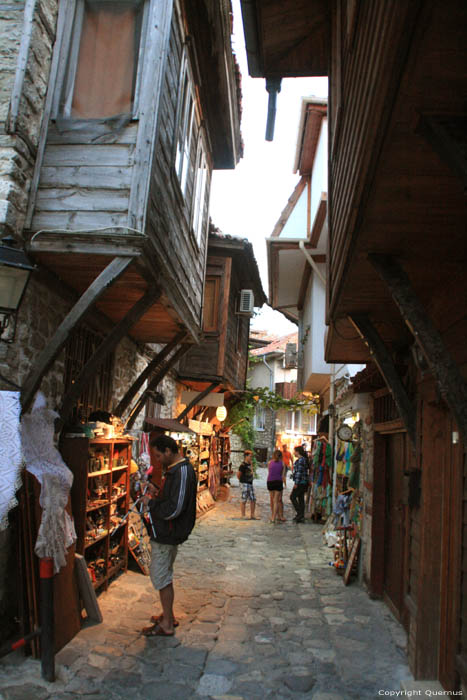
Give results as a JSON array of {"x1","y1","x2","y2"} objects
[{"x1": 210, "y1": 0, "x2": 328, "y2": 336}]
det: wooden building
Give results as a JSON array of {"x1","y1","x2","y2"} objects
[
  {"x1": 11, "y1": 0, "x2": 242, "y2": 418},
  {"x1": 0, "y1": 0, "x2": 242, "y2": 649},
  {"x1": 177, "y1": 229, "x2": 266, "y2": 412},
  {"x1": 241, "y1": 0, "x2": 467, "y2": 691}
]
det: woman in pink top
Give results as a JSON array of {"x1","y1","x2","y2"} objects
[{"x1": 267, "y1": 449, "x2": 287, "y2": 523}]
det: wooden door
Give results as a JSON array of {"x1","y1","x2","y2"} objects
[{"x1": 384, "y1": 432, "x2": 409, "y2": 630}]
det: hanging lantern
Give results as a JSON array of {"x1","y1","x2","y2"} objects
[{"x1": 216, "y1": 405, "x2": 227, "y2": 421}]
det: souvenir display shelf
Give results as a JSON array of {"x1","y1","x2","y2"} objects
[{"x1": 60, "y1": 437, "x2": 131, "y2": 592}]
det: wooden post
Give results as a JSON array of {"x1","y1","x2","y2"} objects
[
  {"x1": 126, "y1": 344, "x2": 191, "y2": 429},
  {"x1": 21, "y1": 256, "x2": 133, "y2": 414},
  {"x1": 60, "y1": 289, "x2": 160, "y2": 420},
  {"x1": 369, "y1": 254, "x2": 467, "y2": 447},
  {"x1": 114, "y1": 330, "x2": 187, "y2": 417},
  {"x1": 349, "y1": 312, "x2": 416, "y2": 447},
  {"x1": 176, "y1": 382, "x2": 220, "y2": 422}
]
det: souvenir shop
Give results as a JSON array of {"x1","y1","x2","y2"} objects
[{"x1": 325, "y1": 410, "x2": 364, "y2": 584}]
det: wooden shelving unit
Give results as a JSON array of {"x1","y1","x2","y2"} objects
[{"x1": 60, "y1": 437, "x2": 132, "y2": 592}]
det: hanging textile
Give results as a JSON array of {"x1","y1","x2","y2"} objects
[
  {"x1": 0, "y1": 391, "x2": 22, "y2": 530},
  {"x1": 21, "y1": 393, "x2": 76, "y2": 573}
]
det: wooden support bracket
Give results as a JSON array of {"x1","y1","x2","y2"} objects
[
  {"x1": 114, "y1": 330, "x2": 187, "y2": 417},
  {"x1": 60, "y1": 289, "x2": 161, "y2": 421},
  {"x1": 176, "y1": 382, "x2": 220, "y2": 422},
  {"x1": 126, "y1": 343, "x2": 191, "y2": 429},
  {"x1": 348, "y1": 312, "x2": 417, "y2": 447},
  {"x1": 21, "y1": 256, "x2": 133, "y2": 414},
  {"x1": 369, "y1": 254, "x2": 467, "y2": 448}
]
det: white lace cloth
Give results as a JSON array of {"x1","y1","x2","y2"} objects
[
  {"x1": 21, "y1": 394, "x2": 76, "y2": 573},
  {"x1": 0, "y1": 391, "x2": 22, "y2": 530}
]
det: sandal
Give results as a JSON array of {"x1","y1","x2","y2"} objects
[
  {"x1": 150, "y1": 614, "x2": 179, "y2": 627},
  {"x1": 142, "y1": 623, "x2": 174, "y2": 637}
]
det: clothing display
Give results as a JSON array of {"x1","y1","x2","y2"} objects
[
  {"x1": 309, "y1": 439, "x2": 332, "y2": 518},
  {"x1": 0, "y1": 391, "x2": 22, "y2": 530},
  {"x1": 21, "y1": 393, "x2": 76, "y2": 573}
]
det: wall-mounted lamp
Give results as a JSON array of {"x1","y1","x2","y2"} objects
[
  {"x1": 216, "y1": 405, "x2": 227, "y2": 422},
  {"x1": 0, "y1": 237, "x2": 35, "y2": 343}
]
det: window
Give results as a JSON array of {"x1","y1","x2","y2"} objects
[
  {"x1": 203, "y1": 276, "x2": 220, "y2": 332},
  {"x1": 174, "y1": 57, "x2": 196, "y2": 195},
  {"x1": 191, "y1": 136, "x2": 208, "y2": 242},
  {"x1": 253, "y1": 405, "x2": 266, "y2": 431},
  {"x1": 64, "y1": 324, "x2": 114, "y2": 422},
  {"x1": 59, "y1": 0, "x2": 146, "y2": 118}
]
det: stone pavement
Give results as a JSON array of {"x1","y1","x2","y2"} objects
[{"x1": 0, "y1": 469, "x2": 412, "y2": 699}]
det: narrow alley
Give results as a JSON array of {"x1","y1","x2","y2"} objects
[{"x1": 0, "y1": 473, "x2": 410, "y2": 700}]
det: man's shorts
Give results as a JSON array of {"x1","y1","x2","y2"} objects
[
  {"x1": 150, "y1": 541, "x2": 178, "y2": 590},
  {"x1": 241, "y1": 483, "x2": 256, "y2": 502}
]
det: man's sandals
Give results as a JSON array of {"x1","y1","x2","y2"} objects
[
  {"x1": 141, "y1": 613, "x2": 179, "y2": 636},
  {"x1": 141, "y1": 622, "x2": 174, "y2": 637}
]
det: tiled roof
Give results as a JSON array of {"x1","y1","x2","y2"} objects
[{"x1": 250, "y1": 331, "x2": 298, "y2": 356}]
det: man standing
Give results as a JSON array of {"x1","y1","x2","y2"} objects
[
  {"x1": 141, "y1": 434, "x2": 197, "y2": 636},
  {"x1": 237, "y1": 449, "x2": 258, "y2": 520}
]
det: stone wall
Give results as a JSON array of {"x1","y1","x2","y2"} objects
[
  {"x1": 253, "y1": 407, "x2": 275, "y2": 465},
  {"x1": 0, "y1": 1, "x2": 58, "y2": 237}
]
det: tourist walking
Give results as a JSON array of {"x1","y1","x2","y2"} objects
[
  {"x1": 267, "y1": 449, "x2": 286, "y2": 523},
  {"x1": 290, "y1": 445, "x2": 309, "y2": 523}
]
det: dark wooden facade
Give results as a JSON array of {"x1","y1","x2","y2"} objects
[
  {"x1": 178, "y1": 231, "x2": 266, "y2": 392},
  {"x1": 241, "y1": 0, "x2": 467, "y2": 690},
  {"x1": 19, "y1": 0, "x2": 242, "y2": 415}
]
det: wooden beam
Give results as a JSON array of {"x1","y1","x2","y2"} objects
[
  {"x1": 60, "y1": 289, "x2": 161, "y2": 420},
  {"x1": 309, "y1": 193, "x2": 327, "y2": 247},
  {"x1": 217, "y1": 257, "x2": 232, "y2": 376},
  {"x1": 21, "y1": 256, "x2": 133, "y2": 414},
  {"x1": 113, "y1": 330, "x2": 187, "y2": 417},
  {"x1": 176, "y1": 382, "x2": 220, "y2": 422},
  {"x1": 369, "y1": 254, "x2": 467, "y2": 448},
  {"x1": 348, "y1": 312, "x2": 417, "y2": 447},
  {"x1": 270, "y1": 177, "x2": 307, "y2": 238},
  {"x1": 125, "y1": 343, "x2": 191, "y2": 429}
]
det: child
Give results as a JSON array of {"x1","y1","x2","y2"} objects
[{"x1": 237, "y1": 450, "x2": 258, "y2": 519}]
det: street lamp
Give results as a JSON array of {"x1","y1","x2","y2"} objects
[{"x1": 0, "y1": 237, "x2": 35, "y2": 342}]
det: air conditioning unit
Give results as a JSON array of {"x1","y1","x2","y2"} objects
[{"x1": 238, "y1": 289, "x2": 255, "y2": 315}]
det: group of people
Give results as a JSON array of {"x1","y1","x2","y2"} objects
[
  {"x1": 137, "y1": 435, "x2": 313, "y2": 640},
  {"x1": 237, "y1": 444, "x2": 310, "y2": 524}
]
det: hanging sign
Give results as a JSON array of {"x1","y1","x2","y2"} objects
[{"x1": 181, "y1": 391, "x2": 224, "y2": 407}]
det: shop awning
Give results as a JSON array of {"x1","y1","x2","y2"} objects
[{"x1": 143, "y1": 417, "x2": 195, "y2": 434}]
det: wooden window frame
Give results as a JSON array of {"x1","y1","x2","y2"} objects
[
  {"x1": 52, "y1": 0, "x2": 149, "y2": 120},
  {"x1": 173, "y1": 49, "x2": 198, "y2": 197},
  {"x1": 202, "y1": 275, "x2": 221, "y2": 333},
  {"x1": 253, "y1": 404, "x2": 266, "y2": 432},
  {"x1": 191, "y1": 130, "x2": 209, "y2": 245}
]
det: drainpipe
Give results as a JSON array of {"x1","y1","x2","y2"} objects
[
  {"x1": 262, "y1": 355, "x2": 275, "y2": 455},
  {"x1": 299, "y1": 240, "x2": 326, "y2": 286},
  {"x1": 265, "y1": 78, "x2": 282, "y2": 141}
]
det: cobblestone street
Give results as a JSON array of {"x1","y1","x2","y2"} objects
[{"x1": 0, "y1": 471, "x2": 411, "y2": 700}]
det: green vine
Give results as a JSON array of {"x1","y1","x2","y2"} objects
[{"x1": 225, "y1": 386, "x2": 320, "y2": 456}]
